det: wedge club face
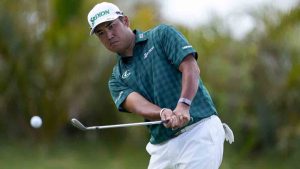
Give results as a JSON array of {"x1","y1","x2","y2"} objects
[{"x1": 71, "y1": 118, "x2": 88, "y2": 131}]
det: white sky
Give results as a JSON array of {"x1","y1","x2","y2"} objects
[{"x1": 160, "y1": 0, "x2": 299, "y2": 39}]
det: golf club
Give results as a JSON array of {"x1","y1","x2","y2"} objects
[{"x1": 71, "y1": 118, "x2": 166, "y2": 131}]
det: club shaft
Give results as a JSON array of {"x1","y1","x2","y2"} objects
[{"x1": 86, "y1": 121, "x2": 163, "y2": 130}]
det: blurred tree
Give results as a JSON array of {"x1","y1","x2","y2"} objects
[
  {"x1": 177, "y1": 4, "x2": 300, "y2": 156},
  {"x1": 0, "y1": 0, "x2": 104, "y2": 141},
  {"x1": 250, "y1": 5, "x2": 300, "y2": 153},
  {"x1": 130, "y1": 3, "x2": 160, "y2": 31}
]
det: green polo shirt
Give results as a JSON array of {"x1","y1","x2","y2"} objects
[{"x1": 108, "y1": 24, "x2": 217, "y2": 144}]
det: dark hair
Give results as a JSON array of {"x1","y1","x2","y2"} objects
[{"x1": 118, "y1": 16, "x2": 124, "y2": 21}]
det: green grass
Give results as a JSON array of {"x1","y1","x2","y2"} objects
[
  {"x1": 0, "y1": 138, "x2": 298, "y2": 169},
  {"x1": 0, "y1": 138, "x2": 150, "y2": 169}
]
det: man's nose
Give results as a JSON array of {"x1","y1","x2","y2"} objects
[{"x1": 106, "y1": 30, "x2": 114, "y2": 39}]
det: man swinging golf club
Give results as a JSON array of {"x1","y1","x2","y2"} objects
[{"x1": 87, "y1": 2, "x2": 234, "y2": 169}]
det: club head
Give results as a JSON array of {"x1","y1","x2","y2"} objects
[{"x1": 71, "y1": 118, "x2": 87, "y2": 131}]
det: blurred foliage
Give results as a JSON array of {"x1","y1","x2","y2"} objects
[
  {"x1": 181, "y1": 5, "x2": 300, "y2": 156},
  {"x1": 130, "y1": 3, "x2": 160, "y2": 31},
  {"x1": 0, "y1": 0, "x2": 300, "y2": 167}
]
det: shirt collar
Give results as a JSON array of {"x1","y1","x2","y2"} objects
[
  {"x1": 133, "y1": 29, "x2": 148, "y2": 43},
  {"x1": 117, "y1": 30, "x2": 148, "y2": 58}
]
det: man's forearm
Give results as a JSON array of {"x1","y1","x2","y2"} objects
[
  {"x1": 122, "y1": 92, "x2": 162, "y2": 121},
  {"x1": 180, "y1": 67, "x2": 199, "y2": 101},
  {"x1": 179, "y1": 55, "x2": 200, "y2": 103}
]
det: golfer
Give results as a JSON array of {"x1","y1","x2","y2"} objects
[{"x1": 87, "y1": 2, "x2": 234, "y2": 169}]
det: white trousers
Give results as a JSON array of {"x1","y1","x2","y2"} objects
[{"x1": 146, "y1": 115, "x2": 225, "y2": 169}]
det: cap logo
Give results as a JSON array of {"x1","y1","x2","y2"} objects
[{"x1": 90, "y1": 9, "x2": 110, "y2": 27}]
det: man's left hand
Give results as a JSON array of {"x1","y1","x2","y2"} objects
[{"x1": 172, "y1": 103, "x2": 191, "y2": 129}]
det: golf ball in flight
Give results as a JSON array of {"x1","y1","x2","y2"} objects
[{"x1": 30, "y1": 116, "x2": 42, "y2": 128}]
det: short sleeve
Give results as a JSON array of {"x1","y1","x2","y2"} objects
[
  {"x1": 108, "y1": 71, "x2": 134, "y2": 112},
  {"x1": 159, "y1": 25, "x2": 198, "y2": 68}
]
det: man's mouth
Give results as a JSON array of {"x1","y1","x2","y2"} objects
[{"x1": 110, "y1": 41, "x2": 118, "y2": 46}]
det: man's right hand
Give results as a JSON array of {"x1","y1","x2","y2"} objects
[
  {"x1": 160, "y1": 108, "x2": 172, "y2": 128},
  {"x1": 160, "y1": 108, "x2": 182, "y2": 129}
]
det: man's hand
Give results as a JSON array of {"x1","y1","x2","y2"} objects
[
  {"x1": 160, "y1": 108, "x2": 176, "y2": 128},
  {"x1": 160, "y1": 104, "x2": 191, "y2": 129},
  {"x1": 172, "y1": 103, "x2": 191, "y2": 129}
]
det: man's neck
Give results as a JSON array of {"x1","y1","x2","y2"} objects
[{"x1": 120, "y1": 31, "x2": 136, "y2": 57}]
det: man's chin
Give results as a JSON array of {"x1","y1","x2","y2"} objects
[{"x1": 109, "y1": 47, "x2": 122, "y2": 54}]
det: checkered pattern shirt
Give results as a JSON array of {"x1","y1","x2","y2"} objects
[{"x1": 109, "y1": 24, "x2": 217, "y2": 144}]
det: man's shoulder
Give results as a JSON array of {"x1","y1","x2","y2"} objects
[
  {"x1": 143, "y1": 24, "x2": 174, "y2": 40},
  {"x1": 146, "y1": 24, "x2": 173, "y2": 33}
]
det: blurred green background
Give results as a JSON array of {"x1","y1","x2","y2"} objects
[{"x1": 0, "y1": 0, "x2": 300, "y2": 168}]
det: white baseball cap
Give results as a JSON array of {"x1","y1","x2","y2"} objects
[{"x1": 87, "y1": 2, "x2": 123, "y2": 35}]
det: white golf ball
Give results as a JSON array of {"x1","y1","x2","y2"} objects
[{"x1": 30, "y1": 116, "x2": 42, "y2": 128}]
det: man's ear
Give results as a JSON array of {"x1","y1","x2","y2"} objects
[{"x1": 123, "y1": 16, "x2": 130, "y2": 27}]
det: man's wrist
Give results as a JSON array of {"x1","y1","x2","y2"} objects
[
  {"x1": 178, "y1": 98, "x2": 192, "y2": 106},
  {"x1": 159, "y1": 108, "x2": 167, "y2": 117}
]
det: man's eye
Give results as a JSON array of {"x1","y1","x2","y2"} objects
[
  {"x1": 97, "y1": 31, "x2": 104, "y2": 36},
  {"x1": 108, "y1": 24, "x2": 114, "y2": 30}
]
